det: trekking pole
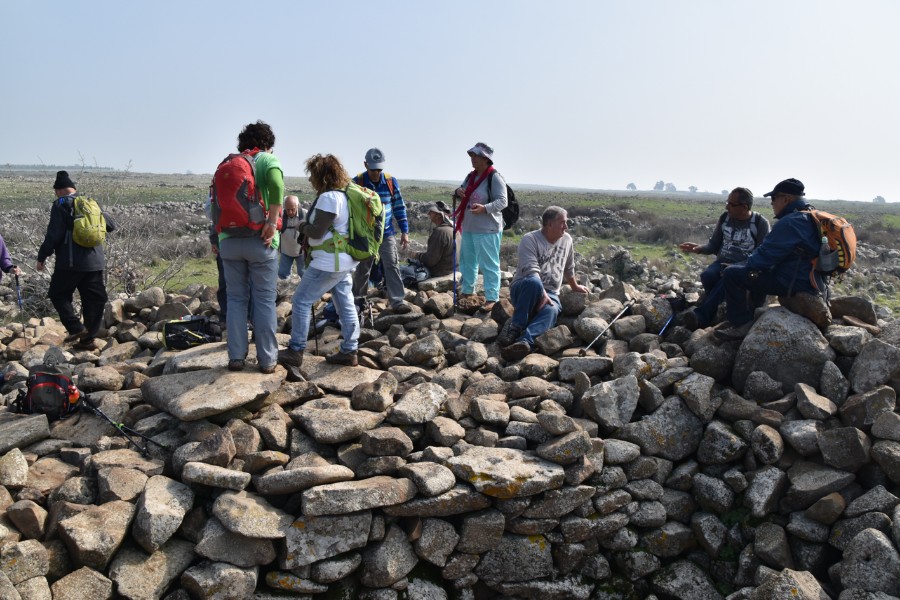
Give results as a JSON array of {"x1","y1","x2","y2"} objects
[
  {"x1": 14, "y1": 273, "x2": 25, "y2": 335},
  {"x1": 579, "y1": 299, "x2": 636, "y2": 357},
  {"x1": 80, "y1": 395, "x2": 169, "y2": 456},
  {"x1": 451, "y1": 194, "x2": 458, "y2": 309}
]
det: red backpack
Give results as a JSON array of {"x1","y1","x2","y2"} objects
[{"x1": 210, "y1": 152, "x2": 270, "y2": 236}]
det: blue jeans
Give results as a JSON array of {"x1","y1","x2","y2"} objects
[
  {"x1": 353, "y1": 235, "x2": 405, "y2": 307},
  {"x1": 510, "y1": 275, "x2": 561, "y2": 346},
  {"x1": 219, "y1": 237, "x2": 279, "y2": 367},
  {"x1": 288, "y1": 267, "x2": 359, "y2": 354},
  {"x1": 278, "y1": 252, "x2": 305, "y2": 279},
  {"x1": 460, "y1": 231, "x2": 502, "y2": 302}
]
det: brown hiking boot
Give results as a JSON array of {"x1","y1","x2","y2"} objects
[
  {"x1": 325, "y1": 350, "x2": 358, "y2": 367},
  {"x1": 64, "y1": 329, "x2": 89, "y2": 343},
  {"x1": 714, "y1": 322, "x2": 753, "y2": 341},
  {"x1": 278, "y1": 348, "x2": 304, "y2": 369},
  {"x1": 501, "y1": 341, "x2": 532, "y2": 362}
]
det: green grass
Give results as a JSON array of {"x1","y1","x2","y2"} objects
[{"x1": 144, "y1": 257, "x2": 219, "y2": 293}]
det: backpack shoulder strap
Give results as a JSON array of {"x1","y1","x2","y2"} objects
[{"x1": 383, "y1": 173, "x2": 396, "y2": 201}]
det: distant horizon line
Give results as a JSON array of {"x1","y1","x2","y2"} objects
[{"x1": 1, "y1": 163, "x2": 892, "y2": 203}]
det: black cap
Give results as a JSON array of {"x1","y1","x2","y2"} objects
[
  {"x1": 53, "y1": 171, "x2": 76, "y2": 190},
  {"x1": 763, "y1": 178, "x2": 804, "y2": 197}
]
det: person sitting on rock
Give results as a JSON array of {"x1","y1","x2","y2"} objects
[
  {"x1": 716, "y1": 178, "x2": 825, "y2": 340},
  {"x1": 678, "y1": 187, "x2": 770, "y2": 329},
  {"x1": 497, "y1": 206, "x2": 588, "y2": 361},
  {"x1": 400, "y1": 201, "x2": 456, "y2": 285}
]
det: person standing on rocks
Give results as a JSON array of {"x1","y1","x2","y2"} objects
[
  {"x1": 36, "y1": 170, "x2": 117, "y2": 350},
  {"x1": 351, "y1": 148, "x2": 412, "y2": 314},
  {"x1": 279, "y1": 154, "x2": 361, "y2": 372},
  {"x1": 213, "y1": 121, "x2": 283, "y2": 373},
  {"x1": 453, "y1": 142, "x2": 507, "y2": 313},
  {"x1": 498, "y1": 206, "x2": 588, "y2": 361},
  {"x1": 678, "y1": 187, "x2": 770, "y2": 329},
  {"x1": 278, "y1": 195, "x2": 306, "y2": 280},
  {"x1": 716, "y1": 178, "x2": 822, "y2": 340}
]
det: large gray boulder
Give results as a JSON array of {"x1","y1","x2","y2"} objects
[{"x1": 732, "y1": 308, "x2": 836, "y2": 393}]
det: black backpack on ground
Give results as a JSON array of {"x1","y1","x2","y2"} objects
[
  {"x1": 163, "y1": 316, "x2": 217, "y2": 350},
  {"x1": 487, "y1": 174, "x2": 519, "y2": 230},
  {"x1": 11, "y1": 366, "x2": 82, "y2": 421}
]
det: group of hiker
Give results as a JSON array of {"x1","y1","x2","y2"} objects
[{"x1": 26, "y1": 117, "x2": 848, "y2": 372}]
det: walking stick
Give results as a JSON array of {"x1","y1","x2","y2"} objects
[
  {"x1": 451, "y1": 194, "x2": 458, "y2": 309},
  {"x1": 579, "y1": 299, "x2": 636, "y2": 356},
  {"x1": 80, "y1": 394, "x2": 169, "y2": 457}
]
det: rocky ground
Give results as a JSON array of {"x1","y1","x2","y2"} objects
[{"x1": 0, "y1": 203, "x2": 898, "y2": 598}]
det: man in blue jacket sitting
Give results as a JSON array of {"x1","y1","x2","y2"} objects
[{"x1": 716, "y1": 178, "x2": 821, "y2": 340}]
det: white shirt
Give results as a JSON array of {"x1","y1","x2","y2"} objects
[{"x1": 308, "y1": 190, "x2": 359, "y2": 272}]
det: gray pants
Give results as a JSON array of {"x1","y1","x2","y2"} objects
[{"x1": 352, "y1": 234, "x2": 405, "y2": 307}]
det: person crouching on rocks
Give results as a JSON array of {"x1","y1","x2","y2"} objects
[
  {"x1": 497, "y1": 206, "x2": 588, "y2": 361},
  {"x1": 278, "y1": 154, "x2": 360, "y2": 372}
]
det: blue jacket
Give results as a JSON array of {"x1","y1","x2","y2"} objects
[
  {"x1": 745, "y1": 198, "x2": 819, "y2": 293},
  {"x1": 354, "y1": 172, "x2": 409, "y2": 238}
]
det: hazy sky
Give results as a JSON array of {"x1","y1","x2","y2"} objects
[{"x1": 3, "y1": 1, "x2": 898, "y2": 202}]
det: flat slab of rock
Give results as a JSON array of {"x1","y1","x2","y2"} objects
[
  {"x1": 447, "y1": 447, "x2": 565, "y2": 499},
  {"x1": 0, "y1": 414, "x2": 49, "y2": 454},
  {"x1": 283, "y1": 511, "x2": 372, "y2": 568},
  {"x1": 384, "y1": 484, "x2": 493, "y2": 517},
  {"x1": 290, "y1": 397, "x2": 385, "y2": 444},
  {"x1": 302, "y1": 476, "x2": 417, "y2": 516},
  {"x1": 141, "y1": 368, "x2": 285, "y2": 421},
  {"x1": 27, "y1": 456, "x2": 80, "y2": 496},
  {"x1": 253, "y1": 464, "x2": 355, "y2": 495},
  {"x1": 301, "y1": 355, "x2": 382, "y2": 394},
  {"x1": 211, "y1": 490, "x2": 293, "y2": 539}
]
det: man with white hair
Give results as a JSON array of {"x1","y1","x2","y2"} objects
[{"x1": 498, "y1": 206, "x2": 588, "y2": 361}]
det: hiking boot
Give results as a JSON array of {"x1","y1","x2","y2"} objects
[
  {"x1": 73, "y1": 337, "x2": 96, "y2": 351},
  {"x1": 501, "y1": 341, "x2": 532, "y2": 362},
  {"x1": 679, "y1": 310, "x2": 704, "y2": 331},
  {"x1": 496, "y1": 320, "x2": 524, "y2": 347},
  {"x1": 325, "y1": 350, "x2": 359, "y2": 367},
  {"x1": 64, "y1": 329, "x2": 88, "y2": 343},
  {"x1": 714, "y1": 322, "x2": 753, "y2": 341},
  {"x1": 278, "y1": 348, "x2": 304, "y2": 369},
  {"x1": 478, "y1": 301, "x2": 496, "y2": 314},
  {"x1": 385, "y1": 302, "x2": 413, "y2": 315},
  {"x1": 259, "y1": 364, "x2": 277, "y2": 374},
  {"x1": 227, "y1": 359, "x2": 245, "y2": 371}
]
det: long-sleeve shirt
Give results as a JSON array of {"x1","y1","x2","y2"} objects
[
  {"x1": 354, "y1": 172, "x2": 409, "y2": 238},
  {"x1": 460, "y1": 171, "x2": 507, "y2": 234},
  {"x1": 0, "y1": 234, "x2": 13, "y2": 283},
  {"x1": 510, "y1": 230, "x2": 575, "y2": 295}
]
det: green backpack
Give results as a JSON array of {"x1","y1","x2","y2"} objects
[
  {"x1": 71, "y1": 196, "x2": 107, "y2": 247},
  {"x1": 310, "y1": 182, "x2": 385, "y2": 269}
]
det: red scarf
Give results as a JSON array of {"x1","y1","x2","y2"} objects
[{"x1": 453, "y1": 166, "x2": 495, "y2": 234}]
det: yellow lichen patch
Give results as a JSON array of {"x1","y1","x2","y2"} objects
[{"x1": 527, "y1": 535, "x2": 547, "y2": 550}]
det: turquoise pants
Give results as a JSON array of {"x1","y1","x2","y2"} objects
[{"x1": 460, "y1": 231, "x2": 502, "y2": 302}]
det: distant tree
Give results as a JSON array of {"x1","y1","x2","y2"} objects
[
  {"x1": 721, "y1": 190, "x2": 729, "y2": 196},
  {"x1": 664, "y1": 183, "x2": 676, "y2": 192},
  {"x1": 653, "y1": 180, "x2": 665, "y2": 191},
  {"x1": 688, "y1": 186, "x2": 697, "y2": 193},
  {"x1": 873, "y1": 195, "x2": 886, "y2": 204},
  {"x1": 626, "y1": 183, "x2": 637, "y2": 191}
]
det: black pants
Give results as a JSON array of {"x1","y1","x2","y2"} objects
[{"x1": 48, "y1": 269, "x2": 107, "y2": 337}]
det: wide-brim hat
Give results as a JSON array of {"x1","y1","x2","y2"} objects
[{"x1": 467, "y1": 142, "x2": 494, "y2": 162}]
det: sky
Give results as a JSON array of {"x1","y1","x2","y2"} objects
[{"x1": 2, "y1": 1, "x2": 899, "y2": 202}]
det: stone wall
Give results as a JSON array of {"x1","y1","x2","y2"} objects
[{"x1": 0, "y1": 278, "x2": 898, "y2": 600}]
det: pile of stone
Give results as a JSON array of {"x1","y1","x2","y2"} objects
[{"x1": 0, "y1": 276, "x2": 897, "y2": 600}]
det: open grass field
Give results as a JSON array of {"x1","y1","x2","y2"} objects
[{"x1": 3, "y1": 165, "x2": 899, "y2": 314}]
